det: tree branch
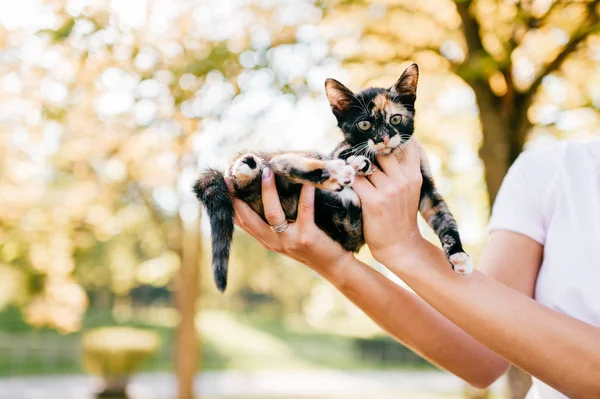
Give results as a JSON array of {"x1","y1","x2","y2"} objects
[
  {"x1": 524, "y1": 0, "x2": 600, "y2": 102},
  {"x1": 343, "y1": 43, "x2": 451, "y2": 66},
  {"x1": 522, "y1": 0, "x2": 566, "y2": 31},
  {"x1": 454, "y1": 0, "x2": 488, "y2": 58},
  {"x1": 453, "y1": 0, "x2": 502, "y2": 84}
]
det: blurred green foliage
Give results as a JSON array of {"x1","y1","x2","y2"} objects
[{"x1": 0, "y1": 307, "x2": 432, "y2": 376}]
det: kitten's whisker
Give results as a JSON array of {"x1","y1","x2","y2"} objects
[
  {"x1": 344, "y1": 143, "x2": 369, "y2": 157},
  {"x1": 349, "y1": 142, "x2": 368, "y2": 151},
  {"x1": 348, "y1": 102, "x2": 365, "y2": 116},
  {"x1": 365, "y1": 146, "x2": 376, "y2": 159},
  {"x1": 357, "y1": 146, "x2": 371, "y2": 160},
  {"x1": 350, "y1": 146, "x2": 368, "y2": 156},
  {"x1": 348, "y1": 104, "x2": 367, "y2": 114},
  {"x1": 355, "y1": 95, "x2": 371, "y2": 115}
]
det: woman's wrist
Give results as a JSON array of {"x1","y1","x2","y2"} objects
[
  {"x1": 384, "y1": 238, "x2": 453, "y2": 285},
  {"x1": 308, "y1": 250, "x2": 355, "y2": 285},
  {"x1": 372, "y1": 232, "x2": 428, "y2": 269}
]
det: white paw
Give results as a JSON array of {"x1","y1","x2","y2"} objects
[
  {"x1": 347, "y1": 155, "x2": 372, "y2": 175},
  {"x1": 324, "y1": 159, "x2": 356, "y2": 191},
  {"x1": 449, "y1": 252, "x2": 473, "y2": 275},
  {"x1": 232, "y1": 154, "x2": 262, "y2": 181}
]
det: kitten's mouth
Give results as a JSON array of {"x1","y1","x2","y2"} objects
[{"x1": 369, "y1": 136, "x2": 404, "y2": 155}]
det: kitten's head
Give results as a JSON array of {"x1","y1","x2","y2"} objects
[{"x1": 325, "y1": 63, "x2": 418, "y2": 156}]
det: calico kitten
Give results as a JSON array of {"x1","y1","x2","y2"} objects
[{"x1": 194, "y1": 64, "x2": 473, "y2": 292}]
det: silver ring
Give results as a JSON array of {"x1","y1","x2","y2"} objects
[{"x1": 269, "y1": 219, "x2": 289, "y2": 233}]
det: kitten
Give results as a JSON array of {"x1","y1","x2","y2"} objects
[{"x1": 194, "y1": 64, "x2": 473, "y2": 292}]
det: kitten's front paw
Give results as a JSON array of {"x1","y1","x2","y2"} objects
[
  {"x1": 347, "y1": 155, "x2": 372, "y2": 175},
  {"x1": 322, "y1": 159, "x2": 356, "y2": 191},
  {"x1": 449, "y1": 252, "x2": 473, "y2": 275},
  {"x1": 232, "y1": 154, "x2": 262, "y2": 183}
]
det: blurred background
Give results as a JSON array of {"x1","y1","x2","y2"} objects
[{"x1": 1, "y1": 0, "x2": 599, "y2": 398}]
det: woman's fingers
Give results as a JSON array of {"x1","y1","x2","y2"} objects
[
  {"x1": 403, "y1": 139, "x2": 422, "y2": 176},
  {"x1": 353, "y1": 176, "x2": 376, "y2": 198},
  {"x1": 261, "y1": 167, "x2": 287, "y2": 226},
  {"x1": 373, "y1": 139, "x2": 422, "y2": 183},
  {"x1": 224, "y1": 175, "x2": 235, "y2": 195},
  {"x1": 232, "y1": 199, "x2": 281, "y2": 251},
  {"x1": 367, "y1": 168, "x2": 390, "y2": 187},
  {"x1": 375, "y1": 152, "x2": 402, "y2": 179},
  {"x1": 226, "y1": 174, "x2": 273, "y2": 240},
  {"x1": 232, "y1": 199, "x2": 270, "y2": 237},
  {"x1": 296, "y1": 184, "x2": 315, "y2": 225}
]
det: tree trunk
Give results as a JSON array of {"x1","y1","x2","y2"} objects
[
  {"x1": 175, "y1": 218, "x2": 201, "y2": 399},
  {"x1": 470, "y1": 82, "x2": 531, "y2": 205},
  {"x1": 471, "y1": 81, "x2": 513, "y2": 205},
  {"x1": 469, "y1": 82, "x2": 533, "y2": 399},
  {"x1": 475, "y1": 111, "x2": 534, "y2": 399}
]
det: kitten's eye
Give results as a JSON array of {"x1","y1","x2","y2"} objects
[
  {"x1": 390, "y1": 114, "x2": 403, "y2": 125},
  {"x1": 357, "y1": 121, "x2": 371, "y2": 131}
]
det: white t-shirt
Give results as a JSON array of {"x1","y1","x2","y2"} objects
[{"x1": 488, "y1": 140, "x2": 600, "y2": 399}]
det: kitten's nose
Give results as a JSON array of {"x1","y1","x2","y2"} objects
[{"x1": 383, "y1": 136, "x2": 390, "y2": 144}]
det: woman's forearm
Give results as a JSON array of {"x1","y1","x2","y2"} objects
[
  {"x1": 318, "y1": 255, "x2": 508, "y2": 387},
  {"x1": 384, "y1": 241, "x2": 600, "y2": 398},
  {"x1": 232, "y1": 173, "x2": 507, "y2": 385}
]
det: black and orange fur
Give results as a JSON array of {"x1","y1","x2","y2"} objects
[{"x1": 194, "y1": 64, "x2": 472, "y2": 291}]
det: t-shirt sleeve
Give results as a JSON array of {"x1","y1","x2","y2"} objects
[{"x1": 487, "y1": 143, "x2": 562, "y2": 245}]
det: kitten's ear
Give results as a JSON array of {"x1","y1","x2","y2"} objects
[
  {"x1": 325, "y1": 78, "x2": 355, "y2": 115},
  {"x1": 391, "y1": 63, "x2": 419, "y2": 103}
]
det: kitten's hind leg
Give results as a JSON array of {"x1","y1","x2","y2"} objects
[
  {"x1": 231, "y1": 153, "x2": 263, "y2": 189},
  {"x1": 419, "y1": 164, "x2": 473, "y2": 275},
  {"x1": 270, "y1": 154, "x2": 356, "y2": 191}
]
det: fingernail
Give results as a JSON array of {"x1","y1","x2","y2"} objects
[{"x1": 262, "y1": 167, "x2": 272, "y2": 180}]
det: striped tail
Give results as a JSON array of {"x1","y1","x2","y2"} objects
[{"x1": 192, "y1": 168, "x2": 234, "y2": 292}]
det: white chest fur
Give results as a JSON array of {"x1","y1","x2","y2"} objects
[{"x1": 332, "y1": 187, "x2": 360, "y2": 206}]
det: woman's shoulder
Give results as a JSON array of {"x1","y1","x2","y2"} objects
[
  {"x1": 488, "y1": 140, "x2": 593, "y2": 243},
  {"x1": 515, "y1": 139, "x2": 599, "y2": 176},
  {"x1": 517, "y1": 140, "x2": 567, "y2": 166},
  {"x1": 507, "y1": 141, "x2": 566, "y2": 186}
]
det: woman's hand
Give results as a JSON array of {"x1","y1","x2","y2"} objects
[
  {"x1": 353, "y1": 139, "x2": 425, "y2": 265},
  {"x1": 231, "y1": 167, "x2": 353, "y2": 276}
]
